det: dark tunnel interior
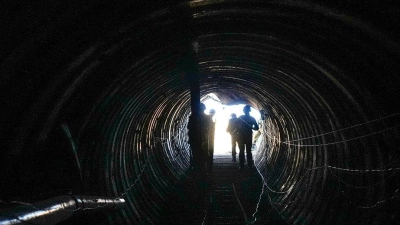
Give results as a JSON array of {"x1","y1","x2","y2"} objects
[{"x1": 1, "y1": 0, "x2": 400, "y2": 224}]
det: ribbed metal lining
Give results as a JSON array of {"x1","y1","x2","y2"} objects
[
  {"x1": 62, "y1": 2, "x2": 400, "y2": 224},
  {"x1": 77, "y1": 12, "x2": 398, "y2": 224},
  {"x1": 1, "y1": 1, "x2": 400, "y2": 225}
]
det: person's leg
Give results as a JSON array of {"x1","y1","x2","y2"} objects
[
  {"x1": 231, "y1": 136, "x2": 237, "y2": 161},
  {"x1": 200, "y1": 139, "x2": 208, "y2": 174},
  {"x1": 245, "y1": 137, "x2": 253, "y2": 168},
  {"x1": 208, "y1": 147, "x2": 213, "y2": 173},
  {"x1": 238, "y1": 137, "x2": 245, "y2": 168}
]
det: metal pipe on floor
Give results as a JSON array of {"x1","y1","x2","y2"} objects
[{"x1": 0, "y1": 195, "x2": 125, "y2": 225}]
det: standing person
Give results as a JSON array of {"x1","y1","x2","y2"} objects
[
  {"x1": 208, "y1": 109, "x2": 216, "y2": 173},
  {"x1": 188, "y1": 103, "x2": 213, "y2": 174},
  {"x1": 238, "y1": 105, "x2": 259, "y2": 169},
  {"x1": 226, "y1": 113, "x2": 240, "y2": 162}
]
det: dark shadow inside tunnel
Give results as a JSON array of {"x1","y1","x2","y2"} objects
[{"x1": 1, "y1": 1, "x2": 400, "y2": 225}]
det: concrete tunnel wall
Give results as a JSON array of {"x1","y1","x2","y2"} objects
[{"x1": 1, "y1": 0, "x2": 400, "y2": 224}]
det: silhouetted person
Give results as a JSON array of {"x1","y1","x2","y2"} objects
[
  {"x1": 188, "y1": 103, "x2": 213, "y2": 174},
  {"x1": 238, "y1": 105, "x2": 259, "y2": 169},
  {"x1": 208, "y1": 109, "x2": 216, "y2": 173},
  {"x1": 226, "y1": 113, "x2": 240, "y2": 162}
]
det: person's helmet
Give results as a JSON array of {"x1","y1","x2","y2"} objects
[
  {"x1": 209, "y1": 109, "x2": 216, "y2": 115},
  {"x1": 200, "y1": 103, "x2": 206, "y2": 111},
  {"x1": 243, "y1": 105, "x2": 251, "y2": 113}
]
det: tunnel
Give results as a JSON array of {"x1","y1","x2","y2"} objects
[{"x1": 1, "y1": 0, "x2": 400, "y2": 224}]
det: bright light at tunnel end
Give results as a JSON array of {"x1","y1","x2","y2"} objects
[{"x1": 202, "y1": 94, "x2": 261, "y2": 156}]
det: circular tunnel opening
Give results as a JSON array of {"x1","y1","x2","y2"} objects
[
  {"x1": 1, "y1": 1, "x2": 400, "y2": 225},
  {"x1": 203, "y1": 93, "x2": 262, "y2": 156}
]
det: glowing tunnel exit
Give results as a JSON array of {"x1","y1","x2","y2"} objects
[{"x1": 202, "y1": 94, "x2": 262, "y2": 156}]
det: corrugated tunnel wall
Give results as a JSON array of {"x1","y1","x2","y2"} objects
[{"x1": 1, "y1": 0, "x2": 400, "y2": 224}]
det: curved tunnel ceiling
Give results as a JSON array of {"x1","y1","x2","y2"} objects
[{"x1": 1, "y1": 1, "x2": 400, "y2": 224}]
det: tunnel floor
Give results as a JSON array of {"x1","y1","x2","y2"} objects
[{"x1": 160, "y1": 155, "x2": 287, "y2": 225}]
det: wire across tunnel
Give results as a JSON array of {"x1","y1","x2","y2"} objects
[{"x1": 1, "y1": 1, "x2": 400, "y2": 224}]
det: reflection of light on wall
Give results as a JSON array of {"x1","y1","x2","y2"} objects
[{"x1": 203, "y1": 96, "x2": 260, "y2": 156}]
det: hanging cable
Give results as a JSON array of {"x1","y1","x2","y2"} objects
[
  {"x1": 284, "y1": 112, "x2": 400, "y2": 143},
  {"x1": 61, "y1": 123, "x2": 83, "y2": 180},
  {"x1": 232, "y1": 183, "x2": 248, "y2": 225},
  {"x1": 327, "y1": 167, "x2": 400, "y2": 189},
  {"x1": 282, "y1": 124, "x2": 400, "y2": 147},
  {"x1": 357, "y1": 189, "x2": 399, "y2": 209}
]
